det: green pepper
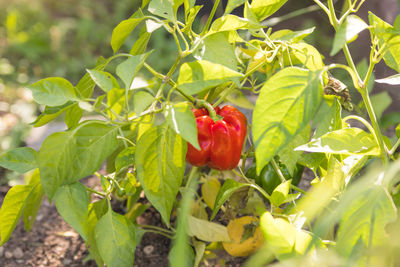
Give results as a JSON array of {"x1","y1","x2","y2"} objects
[{"x1": 246, "y1": 162, "x2": 303, "y2": 195}]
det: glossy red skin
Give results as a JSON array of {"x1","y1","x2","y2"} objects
[{"x1": 186, "y1": 105, "x2": 247, "y2": 170}]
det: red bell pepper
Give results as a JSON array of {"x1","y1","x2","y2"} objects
[{"x1": 186, "y1": 105, "x2": 247, "y2": 170}]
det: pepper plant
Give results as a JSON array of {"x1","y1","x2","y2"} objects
[{"x1": 1, "y1": 0, "x2": 400, "y2": 266}]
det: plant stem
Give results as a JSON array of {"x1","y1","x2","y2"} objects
[
  {"x1": 85, "y1": 186, "x2": 106, "y2": 197},
  {"x1": 271, "y1": 158, "x2": 286, "y2": 183},
  {"x1": 201, "y1": 0, "x2": 221, "y2": 35},
  {"x1": 185, "y1": 167, "x2": 199, "y2": 189},
  {"x1": 313, "y1": 0, "x2": 332, "y2": 23},
  {"x1": 175, "y1": 87, "x2": 196, "y2": 103},
  {"x1": 325, "y1": 0, "x2": 388, "y2": 165},
  {"x1": 140, "y1": 228, "x2": 174, "y2": 239},
  {"x1": 262, "y1": 5, "x2": 319, "y2": 27},
  {"x1": 196, "y1": 99, "x2": 218, "y2": 120},
  {"x1": 360, "y1": 89, "x2": 389, "y2": 165},
  {"x1": 290, "y1": 184, "x2": 307, "y2": 195},
  {"x1": 138, "y1": 224, "x2": 175, "y2": 235},
  {"x1": 127, "y1": 108, "x2": 163, "y2": 121}
]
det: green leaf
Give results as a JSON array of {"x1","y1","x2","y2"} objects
[
  {"x1": 27, "y1": 77, "x2": 77, "y2": 106},
  {"x1": 115, "y1": 146, "x2": 136, "y2": 173},
  {"x1": 331, "y1": 15, "x2": 368, "y2": 56},
  {"x1": 130, "y1": 25, "x2": 151, "y2": 55},
  {"x1": 177, "y1": 60, "x2": 243, "y2": 95},
  {"x1": 31, "y1": 102, "x2": 75, "y2": 127},
  {"x1": 226, "y1": 89, "x2": 255, "y2": 110},
  {"x1": 296, "y1": 127, "x2": 380, "y2": 156},
  {"x1": 270, "y1": 180, "x2": 291, "y2": 207},
  {"x1": 95, "y1": 206, "x2": 136, "y2": 267},
  {"x1": 370, "y1": 91, "x2": 392, "y2": 120},
  {"x1": 54, "y1": 183, "x2": 90, "y2": 241},
  {"x1": 0, "y1": 147, "x2": 37, "y2": 173},
  {"x1": 0, "y1": 181, "x2": 41, "y2": 245},
  {"x1": 38, "y1": 121, "x2": 119, "y2": 199},
  {"x1": 277, "y1": 125, "x2": 310, "y2": 176},
  {"x1": 253, "y1": 67, "x2": 323, "y2": 174},
  {"x1": 211, "y1": 179, "x2": 249, "y2": 220},
  {"x1": 86, "y1": 199, "x2": 108, "y2": 267},
  {"x1": 225, "y1": 0, "x2": 246, "y2": 14},
  {"x1": 289, "y1": 43, "x2": 324, "y2": 71},
  {"x1": 193, "y1": 240, "x2": 206, "y2": 267},
  {"x1": 375, "y1": 74, "x2": 400, "y2": 85},
  {"x1": 135, "y1": 125, "x2": 187, "y2": 226},
  {"x1": 133, "y1": 90, "x2": 155, "y2": 115},
  {"x1": 250, "y1": 0, "x2": 288, "y2": 21},
  {"x1": 65, "y1": 103, "x2": 83, "y2": 129},
  {"x1": 313, "y1": 99, "x2": 342, "y2": 139},
  {"x1": 369, "y1": 12, "x2": 400, "y2": 72},
  {"x1": 270, "y1": 27, "x2": 315, "y2": 43},
  {"x1": 22, "y1": 169, "x2": 44, "y2": 232},
  {"x1": 107, "y1": 88, "x2": 126, "y2": 120},
  {"x1": 336, "y1": 186, "x2": 396, "y2": 259},
  {"x1": 148, "y1": 0, "x2": 177, "y2": 22},
  {"x1": 111, "y1": 10, "x2": 144, "y2": 53},
  {"x1": 76, "y1": 56, "x2": 108, "y2": 99},
  {"x1": 194, "y1": 32, "x2": 237, "y2": 70},
  {"x1": 260, "y1": 211, "x2": 312, "y2": 257},
  {"x1": 295, "y1": 156, "x2": 345, "y2": 221},
  {"x1": 165, "y1": 102, "x2": 200, "y2": 150},
  {"x1": 116, "y1": 53, "x2": 150, "y2": 89},
  {"x1": 187, "y1": 216, "x2": 230, "y2": 242},
  {"x1": 208, "y1": 15, "x2": 251, "y2": 35},
  {"x1": 87, "y1": 69, "x2": 119, "y2": 93}
]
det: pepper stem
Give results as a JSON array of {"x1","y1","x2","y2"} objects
[{"x1": 195, "y1": 99, "x2": 218, "y2": 121}]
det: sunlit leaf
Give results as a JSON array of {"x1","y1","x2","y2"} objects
[
  {"x1": 38, "y1": 121, "x2": 119, "y2": 199},
  {"x1": 375, "y1": 74, "x2": 400, "y2": 85},
  {"x1": 111, "y1": 10, "x2": 144, "y2": 53},
  {"x1": 296, "y1": 128, "x2": 380, "y2": 156},
  {"x1": 177, "y1": 60, "x2": 242, "y2": 95},
  {"x1": 165, "y1": 102, "x2": 200, "y2": 150},
  {"x1": 331, "y1": 15, "x2": 368, "y2": 56},
  {"x1": 253, "y1": 67, "x2": 323, "y2": 174},
  {"x1": 135, "y1": 125, "x2": 186, "y2": 226},
  {"x1": 187, "y1": 216, "x2": 230, "y2": 242},
  {"x1": 250, "y1": 0, "x2": 288, "y2": 21},
  {"x1": 95, "y1": 206, "x2": 136, "y2": 267},
  {"x1": 54, "y1": 183, "x2": 90, "y2": 240},
  {"x1": 27, "y1": 77, "x2": 78, "y2": 106},
  {"x1": 211, "y1": 179, "x2": 249, "y2": 219}
]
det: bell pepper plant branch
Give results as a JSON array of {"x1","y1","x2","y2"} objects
[
  {"x1": 117, "y1": 135, "x2": 136, "y2": 147},
  {"x1": 201, "y1": 0, "x2": 221, "y2": 36},
  {"x1": 85, "y1": 186, "x2": 107, "y2": 197},
  {"x1": 325, "y1": 1, "x2": 387, "y2": 164},
  {"x1": 143, "y1": 62, "x2": 196, "y2": 104},
  {"x1": 312, "y1": 0, "x2": 332, "y2": 24},
  {"x1": 139, "y1": 228, "x2": 174, "y2": 239},
  {"x1": 234, "y1": 168, "x2": 272, "y2": 201},
  {"x1": 185, "y1": 167, "x2": 199, "y2": 189},
  {"x1": 138, "y1": 224, "x2": 175, "y2": 235},
  {"x1": 213, "y1": 58, "x2": 268, "y2": 107},
  {"x1": 291, "y1": 185, "x2": 307, "y2": 195},
  {"x1": 271, "y1": 158, "x2": 287, "y2": 183},
  {"x1": 262, "y1": 4, "x2": 319, "y2": 27}
]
